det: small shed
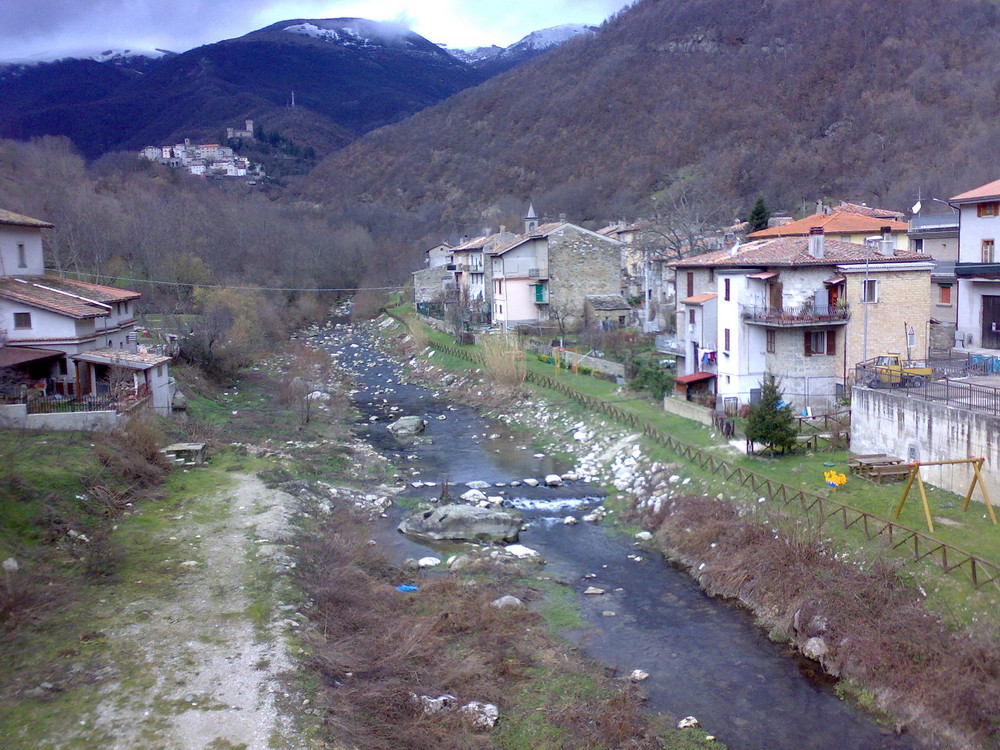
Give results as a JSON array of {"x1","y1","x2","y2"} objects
[
  {"x1": 674, "y1": 371, "x2": 716, "y2": 404},
  {"x1": 585, "y1": 294, "x2": 632, "y2": 329}
]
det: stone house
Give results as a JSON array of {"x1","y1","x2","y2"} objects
[
  {"x1": 488, "y1": 208, "x2": 622, "y2": 331},
  {"x1": 671, "y1": 229, "x2": 932, "y2": 412},
  {"x1": 0, "y1": 209, "x2": 172, "y2": 417},
  {"x1": 952, "y1": 178, "x2": 1000, "y2": 350}
]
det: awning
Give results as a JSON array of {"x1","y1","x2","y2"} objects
[
  {"x1": 746, "y1": 271, "x2": 778, "y2": 280},
  {"x1": 682, "y1": 293, "x2": 718, "y2": 305},
  {"x1": 675, "y1": 371, "x2": 716, "y2": 385},
  {"x1": 823, "y1": 275, "x2": 846, "y2": 285},
  {"x1": 0, "y1": 346, "x2": 63, "y2": 368}
]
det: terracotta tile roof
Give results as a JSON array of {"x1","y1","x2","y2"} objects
[
  {"x1": 0, "y1": 276, "x2": 139, "y2": 319},
  {"x1": 836, "y1": 202, "x2": 905, "y2": 220},
  {"x1": 489, "y1": 222, "x2": 566, "y2": 256},
  {"x1": 673, "y1": 237, "x2": 929, "y2": 268},
  {"x1": 746, "y1": 210, "x2": 907, "y2": 239},
  {"x1": 72, "y1": 348, "x2": 170, "y2": 369},
  {"x1": 452, "y1": 233, "x2": 501, "y2": 252},
  {"x1": 0, "y1": 209, "x2": 53, "y2": 228},
  {"x1": 950, "y1": 179, "x2": 1000, "y2": 204},
  {"x1": 682, "y1": 293, "x2": 718, "y2": 305}
]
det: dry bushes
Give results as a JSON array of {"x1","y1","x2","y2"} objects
[
  {"x1": 294, "y1": 508, "x2": 671, "y2": 749},
  {"x1": 481, "y1": 331, "x2": 526, "y2": 388},
  {"x1": 643, "y1": 494, "x2": 1000, "y2": 747}
]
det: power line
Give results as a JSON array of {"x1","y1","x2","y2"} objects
[{"x1": 53, "y1": 270, "x2": 404, "y2": 293}]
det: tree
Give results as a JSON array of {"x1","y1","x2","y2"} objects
[
  {"x1": 745, "y1": 373, "x2": 797, "y2": 456},
  {"x1": 747, "y1": 197, "x2": 770, "y2": 233}
]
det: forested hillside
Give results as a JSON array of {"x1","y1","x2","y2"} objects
[{"x1": 301, "y1": 0, "x2": 1000, "y2": 242}]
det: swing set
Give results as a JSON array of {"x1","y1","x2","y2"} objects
[{"x1": 893, "y1": 457, "x2": 997, "y2": 533}]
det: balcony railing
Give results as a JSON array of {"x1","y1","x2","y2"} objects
[{"x1": 741, "y1": 303, "x2": 851, "y2": 326}]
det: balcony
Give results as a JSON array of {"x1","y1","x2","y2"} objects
[
  {"x1": 528, "y1": 267, "x2": 547, "y2": 279},
  {"x1": 741, "y1": 303, "x2": 851, "y2": 327}
]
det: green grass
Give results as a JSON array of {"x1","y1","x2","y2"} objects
[{"x1": 535, "y1": 578, "x2": 586, "y2": 631}]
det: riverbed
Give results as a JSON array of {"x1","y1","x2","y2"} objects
[{"x1": 315, "y1": 321, "x2": 916, "y2": 750}]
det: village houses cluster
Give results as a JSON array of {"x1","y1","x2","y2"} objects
[{"x1": 139, "y1": 119, "x2": 264, "y2": 180}]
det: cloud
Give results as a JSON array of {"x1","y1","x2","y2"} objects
[{"x1": 0, "y1": 0, "x2": 629, "y2": 61}]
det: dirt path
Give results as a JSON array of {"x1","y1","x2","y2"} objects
[{"x1": 83, "y1": 473, "x2": 314, "y2": 750}]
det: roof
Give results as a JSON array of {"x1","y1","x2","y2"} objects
[
  {"x1": 0, "y1": 276, "x2": 140, "y2": 319},
  {"x1": 746, "y1": 210, "x2": 907, "y2": 239},
  {"x1": 0, "y1": 209, "x2": 53, "y2": 229},
  {"x1": 682, "y1": 293, "x2": 718, "y2": 305},
  {"x1": 71, "y1": 348, "x2": 170, "y2": 370},
  {"x1": 836, "y1": 202, "x2": 905, "y2": 220},
  {"x1": 673, "y1": 237, "x2": 928, "y2": 269},
  {"x1": 452, "y1": 233, "x2": 501, "y2": 252},
  {"x1": 675, "y1": 371, "x2": 716, "y2": 384},
  {"x1": 0, "y1": 346, "x2": 64, "y2": 368},
  {"x1": 951, "y1": 179, "x2": 1000, "y2": 204},
  {"x1": 490, "y1": 221, "x2": 620, "y2": 257},
  {"x1": 597, "y1": 220, "x2": 649, "y2": 237},
  {"x1": 585, "y1": 294, "x2": 630, "y2": 311}
]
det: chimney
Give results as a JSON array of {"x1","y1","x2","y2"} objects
[
  {"x1": 815, "y1": 199, "x2": 824, "y2": 215},
  {"x1": 808, "y1": 226, "x2": 825, "y2": 258},
  {"x1": 879, "y1": 225, "x2": 894, "y2": 256}
]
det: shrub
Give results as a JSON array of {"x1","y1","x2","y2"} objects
[{"x1": 481, "y1": 332, "x2": 525, "y2": 387}]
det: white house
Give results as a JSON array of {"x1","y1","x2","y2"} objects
[
  {"x1": 0, "y1": 209, "x2": 172, "y2": 415},
  {"x1": 951, "y1": 178, "x2": 1000, "y2": 350}
]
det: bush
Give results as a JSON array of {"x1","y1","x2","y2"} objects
[{"x1": 629, "y1": 360, "x2": 674, "y2": 398}]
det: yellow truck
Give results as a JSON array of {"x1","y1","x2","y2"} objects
[{"x1": 861, "y1": 354, "x2": 932, "y2": 387}]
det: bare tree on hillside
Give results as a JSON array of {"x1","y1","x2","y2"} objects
[{"x1": 639, "y1": 169, "x2": 736, "y2": 261}]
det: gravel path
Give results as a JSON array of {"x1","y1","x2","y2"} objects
[{"x1": 88, "y1": 474, "x2": 310, "y2": 750}]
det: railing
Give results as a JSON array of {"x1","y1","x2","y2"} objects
[
  {"x1": 909, "y1": 214, "x2": 958, "y2": 232},
  {"x1": 741, "y1": 303, "x2": 850, "y2": 325},
  {"x1": 854, "y1": 371, "x2": 1000, "y2": 417},
  {"x1": 386, "y1": 308, "x2": 1000, "y2": 591},
  {"x1": 23, "y1": 384, "x2": 151, "y2": 414}
]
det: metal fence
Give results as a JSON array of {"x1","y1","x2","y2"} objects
[
  {"x1": 387, "y1": 310, "x2": 1000, "y2": 591},
  {"x1": 855, "y1": 365, "x2": 1000, "y2": 417}
]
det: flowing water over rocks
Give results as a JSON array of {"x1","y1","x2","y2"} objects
[{"x1": 312, "y1": 320, "x2": 917, "y2": 750}]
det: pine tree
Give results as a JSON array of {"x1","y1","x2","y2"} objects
[
  {"x1": 745, "y1": 373, "x2": 797, "y2": 455},
  {"x1": 747, "y1": 197, "x2": 770, "y2": 233}
]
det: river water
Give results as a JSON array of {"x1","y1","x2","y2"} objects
[{"x1": 318, "y1": 324, "x2": 917, "y2": 750}]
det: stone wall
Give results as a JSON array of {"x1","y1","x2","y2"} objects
[
  {"x1": 929, "y1": 320, "x2": 956, "y2": 354},
  {"x1": 851, "y1": 386, "x2": 1000, "y2": 502},
  {"x1": 546, "y1": 227, "x2": 621, "y2": 331},
  {"x1": 413, "y1": 266, "x2": 451, "y2": 304}
]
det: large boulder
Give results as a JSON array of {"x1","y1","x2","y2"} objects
[
  {"x1": 399, "y1": 504, "x2": 521, "y2": 543},
  {"x1": 388, "y1": 416, "x2": 426, "y2": 436}
]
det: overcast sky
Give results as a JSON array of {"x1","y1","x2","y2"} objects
[{"x1": 0, "y1": 0, "x2": 630, "y2": 61}]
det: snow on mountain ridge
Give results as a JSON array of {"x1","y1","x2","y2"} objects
[
  {"x1": 281, "y1": 18, "x2": 420, "y2": 50},
  {"x1": 502, "y1": 24, "x2": 596, "y2": 55}
]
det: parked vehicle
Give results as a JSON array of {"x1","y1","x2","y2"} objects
[{"x1": 861, "y1": 354, "x2": 932, "y2": 387}]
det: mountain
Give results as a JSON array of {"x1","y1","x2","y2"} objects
[
  {"x1": 299, "y1": 0, "x2": 1000, "y2": 237},
  {"x1": 0, "y1": 18, "x2": 484, "y2": 161},
  {"x1": 448, "y1": 24, "x2": 596, "y2": 75}
]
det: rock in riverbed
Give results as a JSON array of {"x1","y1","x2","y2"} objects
[{"x1": 399, "y1": 504, "x2": 521, "y2": 543}]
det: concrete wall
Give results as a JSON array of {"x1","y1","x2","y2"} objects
[
  {"x1": 0, "y1": 402, "x2": 120, "y2": 430},
  {"x1": 662, "y1": 395, "x2": 714, "y2": 426},
  {"x1": 0, "y1": 223, "x2": 46, "y2": 276},
  {"x1": 851, "y1": 386, "x2": 1000, "y2": 503}
]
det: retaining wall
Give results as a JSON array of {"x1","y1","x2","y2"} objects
[{"x1": 662, "y1": 396, "x2": 714, "y2": 426}]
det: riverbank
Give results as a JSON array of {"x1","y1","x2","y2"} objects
[{"x1": 379, "y1": 311, "x2": 1000, "y2": 749}]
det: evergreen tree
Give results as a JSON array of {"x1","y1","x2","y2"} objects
[
  {"x1": 745, "y1": 373, "x2": 797, "y2": 455},
  {"x1": 747, "y1": 197, "x2": 771, "y2": 233}
]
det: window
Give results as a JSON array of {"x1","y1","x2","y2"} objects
[
  {"x1": 686, "y1": 272, "x2": 694, "y2": 298},
  {"x1": 724, "y1": 278, "x2": 731, "y2": 301},
  {"x1": 688, "y1": 309, "x2": 695, "y2": 325},
  {"x1": 496, "y1": 280, "x2": 503, "y2": 295},
  {"x1": 861, "y1": 279, "x2": 879, "y2": 303},
  {"x1": 766, "y1": 329, "x2": 776, "y2": 353},
  {"x1": 723, "y1": 328, "x2": 731, "y2": 351},
  {"x1": 17, "y1": 243, "x2": 26, "y2": 268},
  {"x1": 708, "y1": 269, "x2": 715, "y2": 283},
  {"x1": 983, "y1": 240, "x2": 995, "y2": 263},
  {"x1": 939, "y1": 285, "x2": 952, "y2": 305},
  {"x1": 58, "y1": 358, "x2": 68, "y2": 375},
  {"x1": 911, "y1": 238, "x2": 924, "y2": 253},
  {"x1": 156, "y1": 365, "x2": 163, "y2": 377},
  {"x1": 978, "y1": 202, "x2": 999, "y2": 218},
  {"x1": 13, "y1": 312, "x2": 31, "y2": 329},
  {"x1": 804, "y1": 330, "x2": 836, "y2": 356}
]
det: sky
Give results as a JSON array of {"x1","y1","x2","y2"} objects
[{"x1": 0, "y1": 0, "x2": 631, "y2": 61}]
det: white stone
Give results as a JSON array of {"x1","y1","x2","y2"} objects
[
  {"x1": 459, "y1": 701, "x2": 499, "y2": 729},
  {"x1": 677, "y1": 716, "x2": 700, "y2": 729},
  {"x1": 523, "y1": 478, "x2": 539, "y2": 487},
  {"x1": 418, "y1": 556, "x2": 442, "y2": 568},
  {"x1": 629, "y1": 669, "x2": 649, "y2": 682},
  {"x1": 544, "y1": 474, "x2": 563, "y2": 486},
  {"x1": 460, "y1": 489, "x2": 488, "y2": 503},
  {"x1": 635, "y1": 531, "x2": 653, "y2": 541},
  {"x1": 563, "y1": 516, "x2": 578, "y2": 525},
  {"x1": 583, "y1": 586, "x2": 605, "y2": 595},
  {"x1": 490, "y1": 595, "x2": 524, "y2": 609},
  {"x1": 504, "y1": 544, "x2": 538, "y2": 558},
  {"x1": 466, "y1": 481, "x2": 491, "y2": 489}
]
